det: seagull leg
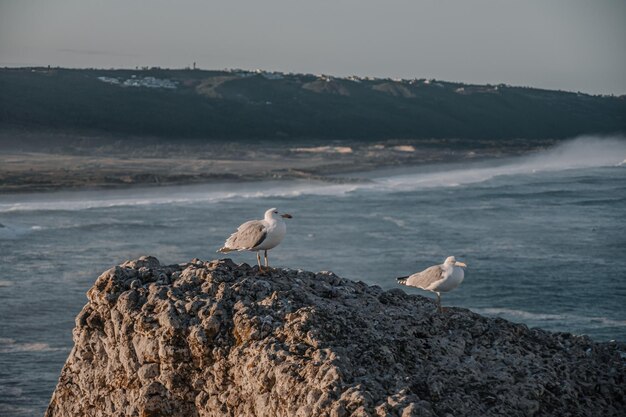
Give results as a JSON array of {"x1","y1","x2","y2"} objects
[
  {"x1": 264, "y1": 250, "x2": 269, "y2": 269},
  {"x1": 436, "y1": 292, "x2": 443, "y2": 313},
  {"x1": 256, "y1": 252, "x2": 262, "y2": 269}
]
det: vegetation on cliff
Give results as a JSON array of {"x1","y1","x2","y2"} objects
[{"x1": 2, "y1": 68, "x2": 624, "y2": 140}]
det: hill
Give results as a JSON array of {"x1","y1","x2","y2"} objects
[
  {"x1": 46, "y1": 257, "x2": 625, "y2": 416},
  {"x1": 2, "y1": 67, "x2": 624, "y2": 140}
]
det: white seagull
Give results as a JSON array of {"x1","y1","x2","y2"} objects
[
  {"x1": 397, "y1": 256, "x2": 467, "y2": 312},
  {"x1": 218, "y1": 208, "x2": 292, "y2": 270}
]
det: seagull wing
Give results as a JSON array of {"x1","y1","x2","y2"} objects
[
  {"x1": 399, "y1": 265, "x2": 446, "y2": 290},
  {"x1": 219, "y1": 220, "x2": 267, "y2": 252}
]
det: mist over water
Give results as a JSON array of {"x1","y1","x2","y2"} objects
[
  {"x1": 374, "y1": 136, "x2": 626, "y2": 190},
  {"x1": 1, "y1": 136, "x2": 625, "y2": 216},
  {"x1": 523, "y1": 136, "x2": 626, "y2": 168},
  {"x1": 0, "y1": 136, "x2": 625, "y2": 416}
]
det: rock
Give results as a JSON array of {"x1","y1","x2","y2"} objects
[{"x1": 46, "y1": 258, "x2": 626, "y2": 417}]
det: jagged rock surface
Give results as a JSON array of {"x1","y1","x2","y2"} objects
[{"x1": 46, "y1": 257, "x2": 625, "y2": 417}]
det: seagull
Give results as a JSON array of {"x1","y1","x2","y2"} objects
[
  {"x1": 218, "y1": 208, "x2": 292, "y2": 270},
  {"x1": 397, "y1": 256, "x2": 467, "y2": 312}
]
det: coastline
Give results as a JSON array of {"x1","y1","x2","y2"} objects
[{"x1": 0, "y1": 136, "x2": 548, "y2": 194}]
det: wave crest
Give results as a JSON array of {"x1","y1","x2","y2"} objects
[{"x1": 1, "y1": 135, "x2": 624, "y2": 213}]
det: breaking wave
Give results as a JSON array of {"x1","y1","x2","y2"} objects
[
  {"x1": 0, "y1": 181, "x2": 359, "y2": 213},
  {"x1": 0, "y1": 135, "x2": 623, "y2": 213}
]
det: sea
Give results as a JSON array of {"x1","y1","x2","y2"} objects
[{"x1": 1, "y1": 136, "x2": 625, "y2": 416}]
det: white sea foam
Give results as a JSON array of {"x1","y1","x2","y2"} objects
[
  {"x1": 0, "y1": 181, "x2": 358, "y2": 213},
  {"x1": 0, "y1": 337, "x2": 66, "y2": 353},
  {"x1": 476, "y1": 308, "x2": 626, "y2": 328},
  {"x1": 0, "y1": 136, "x2": 623, "y2": 213},
  {"x1": 381, "y1": 216, "x2": 407, "y2": 229}
]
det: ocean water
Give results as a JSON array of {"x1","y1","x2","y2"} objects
[{"x1": 1, "y1": 136, "x2": 625, "y2": 415}]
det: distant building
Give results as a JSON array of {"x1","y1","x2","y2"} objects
[{"x1": 97, "y1": 75, "x2": 177, "y2": 89}]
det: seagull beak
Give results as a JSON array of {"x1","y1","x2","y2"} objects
[
  {"x1": 455, "y1": 261, "x2": 467, "y2": 267},
  {"x1": 281, "y1": 213, "x2": 293, "y2": 219}
]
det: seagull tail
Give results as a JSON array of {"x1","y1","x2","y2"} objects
[
  {"x1": 396, "y1": 276, "x2": 409, "y2": 285},
  {"x1": 217, "y1": 246, "x2": 235, "y2": 253}
]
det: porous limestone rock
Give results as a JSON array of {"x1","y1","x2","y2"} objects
[{"x1": 46, "y1": 257, "x2": 625, "y2": 416}]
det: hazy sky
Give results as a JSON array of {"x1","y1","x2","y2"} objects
[{"x1": 1, "y1": 0, "x2": 625, "y2": 95}]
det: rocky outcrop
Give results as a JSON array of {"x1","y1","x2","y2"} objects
[{"x1": 46, "y1": 257, "x2": 625, "y2": 417}]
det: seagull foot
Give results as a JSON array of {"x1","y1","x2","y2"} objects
[{"x1": 256, "y1": 266, "x2": 271, "y2": 275}]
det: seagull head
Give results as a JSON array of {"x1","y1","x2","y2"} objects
[
  {"x1": 265, "y1": 208, "x2": 293, "y2": 220},
  {"x1": 444, "y1": 256, "x2": 467, "y2": 268}
]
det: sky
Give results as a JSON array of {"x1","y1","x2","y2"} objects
[{"x1": 1, "y1": 0, "x2": 625, "y2": 95}]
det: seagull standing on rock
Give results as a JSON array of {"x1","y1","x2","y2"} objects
[
  {"x1": 397, "y1": 256, "x2": 467, "y2": 313},
  {"x1": 218, "y1": 208, "x2": 292, "y2": 270}
]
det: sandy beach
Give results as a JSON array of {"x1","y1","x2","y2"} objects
[{"x1": 0, "y1": 132, "x2": 546, "y2": 193}]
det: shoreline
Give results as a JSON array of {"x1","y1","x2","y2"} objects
[{"x1": 0, "y1": 138, "x2": 545, "y2": 194}]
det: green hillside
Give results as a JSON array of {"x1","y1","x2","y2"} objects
[{"x1": 1, "y1": 67, "x2": 624, "y2": 140}]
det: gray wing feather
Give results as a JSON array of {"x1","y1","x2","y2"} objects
[
  {"x1": 404, "y1": 265, "x2": 445, "y2": 289},
  {"x1": 223, "y1": 220, "x2": 267, "y2": 250}
]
